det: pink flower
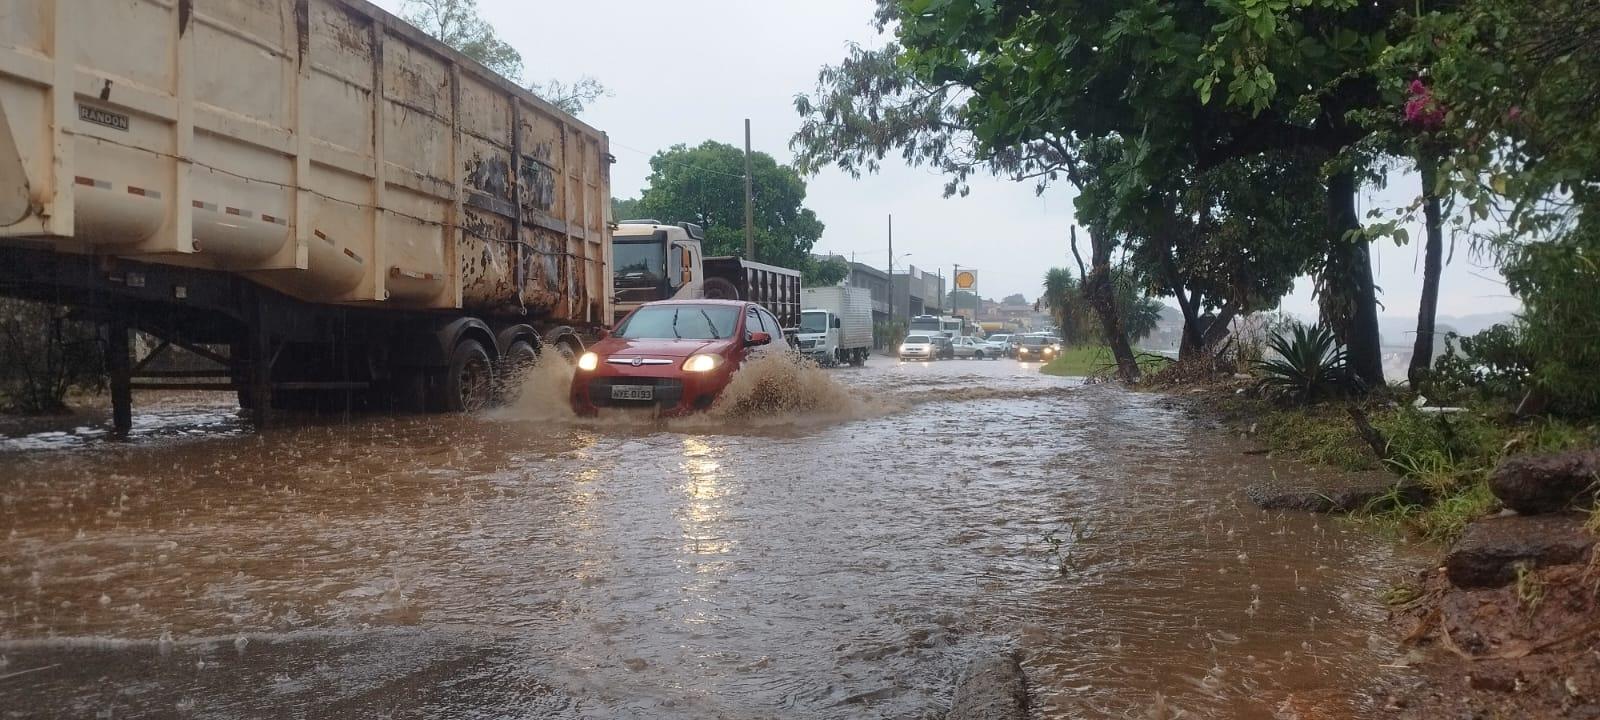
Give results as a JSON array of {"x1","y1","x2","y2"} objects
[{"x1": 1404, "y1": 77, "x2": 1445, "y2": 130}]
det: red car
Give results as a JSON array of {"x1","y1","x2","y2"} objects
[{"x1": 570, "y1": 299, "x2": 783, "y2": 416}]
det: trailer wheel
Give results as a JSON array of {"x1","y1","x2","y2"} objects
[
  {"x1": 554, "y1": 338, "x2": 579, "y2": 364},
  {"x1": 439, "y1": 338, "x2": 493, "y2": 412},
  {"x1": 849, "y1": 349, "x2": 867, "y2": 367},
  {"x1": 498, "y1": 340, "x2": 538, "y2": 402},
  {"x1": 702, "y1": 276, "x2": 739, "y2": 300}
]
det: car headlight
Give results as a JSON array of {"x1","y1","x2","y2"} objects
[
  {"x1": 1043, "y1": 347, "x2": 1055, "y2": 354},
  {"x1": 899, "y1": 344, "x2": 908, "y2": 352},
  {"x1": 683, "y1": 353, "x2": 724, "y2": 373},
  {"x1": 577, "y1": 351, "x2": 599, "y2": 371}
]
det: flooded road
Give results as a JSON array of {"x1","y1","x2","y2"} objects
[{"x1": 1, "y1": 357, "x2": 1417, "y2": 718}]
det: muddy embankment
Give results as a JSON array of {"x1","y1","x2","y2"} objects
[{"x1": 1206, "y1": 385, "x2": 1600, "y2": 719}]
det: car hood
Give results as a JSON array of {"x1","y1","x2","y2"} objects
[{"x1": 592, "y1": 336, "x2": 730, "y2": 359}]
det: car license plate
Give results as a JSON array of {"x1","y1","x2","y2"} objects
[{"x1": 610, "y1": 384, "x2": 653, "y2": 401}]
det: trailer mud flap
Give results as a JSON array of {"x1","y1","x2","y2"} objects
[{"x1": 0, "y1": 99, "x2": 30, "y2": 227}]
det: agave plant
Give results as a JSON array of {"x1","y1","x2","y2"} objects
[{"x1": 1256, "y1": 323, "x2": 1350, "y2": 403}]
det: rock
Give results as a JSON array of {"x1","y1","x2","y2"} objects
[
  {"x1": 1489, "y1": 449, "x2": 1600, "y2": 515},
  {"x1": 948, "y1": 652, "x2": 1027, "y2": 720},
  {"x1": 1444, "y1": 512, "x2": 1595, "y2": 589},
  {"x1": 1246, "y1": 480, "x2": 1428, "y2": 514}
]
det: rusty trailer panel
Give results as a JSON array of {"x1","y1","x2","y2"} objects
[{"x1": 0, "y1": 0, "x2": 612, "y2": 327}]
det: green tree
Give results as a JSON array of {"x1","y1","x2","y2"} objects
[
  {"x1": 611, "y1": 196, "x2": 644, "y2": 222},
  {"x1": 1002, "y1": 293, "x2": 1026, "y2": 305},
  {"x1": 401, "y1": 0, "x2": 606, "y2": 115},
  {"x1": 1042, "y1": 268, "x2": 1096, "y2": 345},
  {"x1": 401, "y1": 0, "x2": 522, "y2": 78},
  {"x1": 1404, "y1": 0, "x2": 1600, "y2": 414},
  {"x1": 1041, "y1": 267, "x2": 1159, "y2": 346},
  {"x1": 804, "y1": 256, "x2": 850, "y2": 287},
  {"x1": 794, "y1": 1, "x2": 1405, "y2": 385},
  {"x1": 528, "y1": 76, "x2": 609, "y2": 116},
  {"x1": 632, "y1": 141, "x2": 825, "y2": 271}
]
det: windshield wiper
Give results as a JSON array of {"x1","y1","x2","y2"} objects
[
  {"x1": 671, "y1": 310, "x2": 683, "y2": 339},
  {"x1": 697, "y1": 309, "x2": 722, "y2": 339}
]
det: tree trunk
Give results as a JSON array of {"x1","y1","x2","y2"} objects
[
  {"x1": 1160, "y1": 249, "x2": 1206, "y2": 362},
  {"x1": 1409, "y1": 152, "x2": 1445, "y2": 389},
  {"x1": 1084, "y1": 228, "x2": 1140, "y2": 382},
  {"x1": 1326, "y1": 170, "x2": 1385, "y2": 388},
  {"x1": 1200, "y1": 304, "x2": 1239, "y2": 349}
]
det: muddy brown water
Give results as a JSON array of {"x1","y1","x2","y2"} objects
[{"x1": 0, "y1": 356, "x2": 1421, "y2": 718}]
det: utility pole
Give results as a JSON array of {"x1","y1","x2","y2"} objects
[
  {"x1": 743, "y1": 119, "x2": 755, "y2": 261},
  {"x1": 887, "y1": 213, "x2": 894, "y2": 327},
  {"x1": 953, "y1": 263, "x2": 959, "y2": 319}
]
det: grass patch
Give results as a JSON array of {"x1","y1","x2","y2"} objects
[
  {"x1": 1224, "y1": 389, "x2": 1597, "y2": 545},
  {"x1": 1040, "y1": 346, "x2": 1168, "y2": 378},
  {"x1": 1258, "y1": 404, "x2": 1382, "y2": 471}
]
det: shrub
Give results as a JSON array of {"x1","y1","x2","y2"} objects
[
  {"x1": 1256, "y1": 323, "x2": 1352, "y2": 403},
  {"x1": 0, "y1": 298, "x2": 105, "y2": 413},
  {"x1": 1503, "y1": 228, "x2": 1600, "y2": 416},
  {"x1": 1423, "y1": 323, "x2": 1532, "y2": 405}
]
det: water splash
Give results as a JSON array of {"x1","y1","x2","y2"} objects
[
  {"x1": 498, "y1": 356, "x2": 579, "y2": 422},
  {"x1": 707, "y1": 349, "x2": 892, "y2": 423}
]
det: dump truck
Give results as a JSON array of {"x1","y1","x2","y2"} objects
[
  {"x1": 797, "y1": 286, "x2": 871, "y2": 366},
  {"x1": 0, "y1": 0, "x2": 613, "y2": 430},
  {"x1": 612, "y1": 221, "x2": 801, "y2": 330}
]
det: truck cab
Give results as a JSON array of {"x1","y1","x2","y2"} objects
[
  {"x1": 613, "y1": 221, "x2": 706, "y2": 322},
  {"x1": 611, "y1": 221, "x2": 803, "y2": 339},
  {"x1": 797, "y1": 309, "x2": 837, "y2": 359}
]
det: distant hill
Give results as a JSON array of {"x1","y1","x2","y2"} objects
[{"x1": 1378, "y1": 311, "x2": 1517, "y2": 347}]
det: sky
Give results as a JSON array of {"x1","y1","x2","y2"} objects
[{"x1": 371, "y1": 0, "x2": 1521, "y2": 322}]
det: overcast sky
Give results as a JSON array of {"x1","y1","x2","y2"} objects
[{"x1": 373, "y1": 0, "x2": 1520, "y2": 321}]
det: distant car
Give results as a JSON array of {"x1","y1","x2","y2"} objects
[
  {"x1": 569, "y1": 299, "x2": 781, "y2": 416},
  {"x1": 899, "y1": 334, "x2": 936, "y2": 361},
  {"x1": 953, "y1": 336, "x2": 997, "y2": 360},
  {"x1": 982, "y1": 335, "x2": 1012, "y2": 357},
  {"x1": 929, "y1": 334, "x2": 955, "y2": 360},
  {"x1": 1014, "y1": 334, "x2": 1058, "y2": 362}
]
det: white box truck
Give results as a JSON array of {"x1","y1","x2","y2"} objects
[
  {"x1": 0, "y1": 0, "x2": 612, "y2": 430},
  {"x1": 798, "y1": 286, "x2": 871, "y2": 367}
]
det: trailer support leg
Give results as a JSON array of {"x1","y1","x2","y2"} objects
[
  {"x1": 246, "y1": 326, "x2": 273, "y2": 429},
  {"x1": 240, "y1": 295, "x2": 274, "y2": 429},
  {"x1": 106, "y1": 320, "x2": 132, "y2": 436}
]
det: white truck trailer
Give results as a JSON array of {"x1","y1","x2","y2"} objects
[
  {"x1": 798, "y1": 286, "x2": 871, "y2": 367},
  {"x1": 0, "y1": 0, "x2": 613, "y2": 430}
]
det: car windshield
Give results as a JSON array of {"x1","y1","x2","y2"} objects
[
  {"x1": 799, "y1": 311, "x2": 828, "y2": 334},
  {"x1": 616, "y1": 305, "x2": 739, "y2": 340},
  {"x1": 905, "y1": 335, "x2": 931, "y2": 344},
  {"x1": 1022, "y1": 336, "x2": 1049, "y2": 346},
  {"x1": 613, "y1": 239, "x2": 665, "y2": 289}
]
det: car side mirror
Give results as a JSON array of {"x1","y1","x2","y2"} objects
[
  {"x1": 746, "y1": 331, "x2": 772, "y2": 347},
  {"x1": 831, "y1": 317, "x2": 841, "y2": 329},
  {"x1": 596, "y1": 328, "x2": 609, "y2": 339}
]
